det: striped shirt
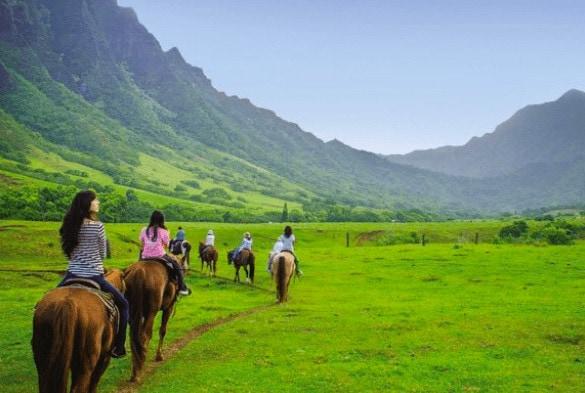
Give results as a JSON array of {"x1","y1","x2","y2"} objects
[{"x1": 67, "y1": 221, "x2": 106, "y2": 277}]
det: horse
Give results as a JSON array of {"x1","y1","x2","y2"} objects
[
  {"x1": 199, "y1": 241, "x2": 218, "y2": 276},
  {"x1": 32, "y1": 269, "x2": 126, "y2": 393},
  {"x1": 170, "y1": 239, "x2": 191, "y2": 270},
  {"x1": 271, "y1": 252, "x2": 295, "y2": 303},
  {"x1": 123, "y1": 256, "x2": 182, "y2": 382},
  {"x1": 227, "y1": 249, "x2": 255, "y2": 284}
]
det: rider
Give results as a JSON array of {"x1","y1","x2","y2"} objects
[
  {"x1": 170, "y1": 226, "x2": 185, "y2": 254},
  {"x1": 279, "y1": 225, "x2": 303, "y2": 276},
  {"x1": 205, "y1": 229, "x2": 215, "y2": 246},
  {"x1": 200, "y1": 229, "x2": 215, "y2": 259},
  {"x1": 139, "y1": 211, "x2": 191, "y2": 296},
  {"x1": 266, "y1": 237, "x2": 284, "y2": 272},
  {"x1": 58, "y1": 190, "x2": 129, "y2": 359},
  {"x1": 231, "y1": 232, "x2": 252, "y2": 263}
]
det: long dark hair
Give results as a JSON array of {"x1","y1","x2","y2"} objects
[
  {"x1": 284, "y1": 225, "x2": 293, "y2": 238},
  {"x1": 60, "y1": 190, "x2": 97, "y2": 258},
  {"x1": 147, "y1": 210, "x2": 166, "y2": 241}
]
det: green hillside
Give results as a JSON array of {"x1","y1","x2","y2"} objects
[{"x1": 0, "y1": 0, "x2": 583, "y2": 220}]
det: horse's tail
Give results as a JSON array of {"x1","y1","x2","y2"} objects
[
  {"x1": 183, "y1": 242, "x2": 191, "y2": 269},
  {"x1": 249, "y1": 252, "x2": 255, "y2": 282},
  {"x1": 126, "y1": 268, "x2": 148, "y2": 379},
  {"x1": 277, "y1": 255, "x2": 286, "y2": 302},
  {"x1": 32, "y1": 299, "x2": 76, "y2": 393},
  {"x1": 211, "y1": 248, "x2": 218, "y2": 273}
]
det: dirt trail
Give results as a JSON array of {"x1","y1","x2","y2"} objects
[{"x1": 115, "y1": 303, "x2": 274, "y2": 393}]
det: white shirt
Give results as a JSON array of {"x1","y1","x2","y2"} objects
[
  {"x1": 205, "y1": 234, "x2": 215, "y2": 246},
  {"x1": 238, "y1": 238, "x2": 252, "y2": 251},
  {"x1": 279, "y1": 234, "x2": 295, "y2": 252},
  {"x1": 271, "y1": 239, "x2": 284, "y2": 254}
]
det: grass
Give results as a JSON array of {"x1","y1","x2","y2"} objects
[{"x1": 0, "y1": 220, "x2": 584, "y2": 392}]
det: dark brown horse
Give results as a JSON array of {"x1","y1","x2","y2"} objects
[
  {"x1": 199, "y1": 242, "x2": 218, "y2": 276},
  {"x1": 271, "y1": 252, "x2": 295, "y2": 303},
  {"x1": 227, "y1": 249, "x2": 255, "y2": 284},
  {"x1": 123, "y1": 256, "x2": 181, "y2": 382},
  {"x1": 32, "y1": 269, "x2": 125, "y2": 393},
  {"x1": 170, "y1": 240, "x2": 192, "y2": 270}
]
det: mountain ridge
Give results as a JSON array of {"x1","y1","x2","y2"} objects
[{"x1": 0, "y1": 0, "x2": 583, "y2": 218}]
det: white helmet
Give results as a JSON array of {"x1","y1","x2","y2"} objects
[{"x1": 208, "y1": 229, "x2": 214, "y2": 235}]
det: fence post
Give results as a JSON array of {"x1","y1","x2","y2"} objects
[
  {"x1": 422, "y1": 234, "x2": 426, "y2": 246},
  {"x1": 346, "y1": 232, "x2": 350, "y2": 247},
  {"x1": 475, "y1": 232, "x2": 479, "y2": 244}
]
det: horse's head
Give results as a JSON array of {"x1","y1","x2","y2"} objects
[{"x1": 105, "y1": 268, "x2": 126, "y2": 293}]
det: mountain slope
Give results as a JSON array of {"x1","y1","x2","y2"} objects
[
  {"x1": 387, "y1": 90, "x2": 585, "y2": 178},
  {"x1": 0, "y1": 0, "x2": 583, "y2": 217}
]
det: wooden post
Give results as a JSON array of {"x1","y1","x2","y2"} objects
[
  {"x1": 346, "y1": 232, "x2": 350, "y2": 247},
  {"x1": 475, "y1": 232, "x2": 479, "y2": 244},
  {"x1": 422, "y1": 234, "x2": 426, "y2": 246}
]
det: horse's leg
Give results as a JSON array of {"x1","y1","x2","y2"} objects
[
  {"x1": 71, "y1": 334, "x2": 100, "y2": 393},
  {"x1": 155, "y1": 305, "x2": 173, "y2": 361},
  {"x1": 88, "y1": 353, "x2": 110, "y2": 393},
  {"x1": 234, "y1": 265, "x2": 239, "y2": 282},
  {"x1": 244, "y1": 266, "x2": 250, "y2": 283}
]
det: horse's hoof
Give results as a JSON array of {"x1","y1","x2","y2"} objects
[
  {"x1": 130, "y1": 376, "x2": 140, "y2": 383},
  {"x1": 155, "y1": 354, "x2": 163, "y2": 361}
]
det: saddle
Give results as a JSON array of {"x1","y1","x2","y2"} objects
[
  {"x1": 61, "y1": 279, "x2": 120, "y2": 333},
  {"x1": 141, "y1": 257, "x2": 179, "y2": 282}
]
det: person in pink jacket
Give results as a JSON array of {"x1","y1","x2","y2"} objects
[{"x1": 139, "y1": 210, "x2": 191, "y2": 296}]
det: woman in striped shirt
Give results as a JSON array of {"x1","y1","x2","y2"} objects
[{"x1": 58, "y1": 190, "x2": 128, "y2": 358}]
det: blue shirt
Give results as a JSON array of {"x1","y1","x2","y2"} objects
[{"x1": 175, "y1": 229, "x2": 185, "y2": 241}]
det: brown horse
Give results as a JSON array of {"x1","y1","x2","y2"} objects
[
  {"x1": 123, "y1": 256, "x2": 181, "y2": 382},
  {"x1": 228, "y1": 249, "x2": 255, "y2": 284},
  {"x1": 32, "y1": 269, "x2": 126, "y2": 393},
  {"x1": 199, "y1": 241, "x2": 218, "y2": 276},
  {"x1": 271, "y1": 252, "x2": 295, "y2": 303}
]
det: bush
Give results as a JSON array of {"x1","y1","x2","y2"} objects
[
  {"x1": 181, "y1": 180, "x2": 200, "y2": 189},
  {"x1": 202, "y1": 187, "x2": 232, "y2": 200},
  {"x1": 540, "y1": 226, "x2": 573, "y2": 245},
  {"x1": 499, "y1": 221, "x2": 528, "y2": 239}
]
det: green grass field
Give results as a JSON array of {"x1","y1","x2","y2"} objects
[{"x1": 0, "y1": 220, "x2": 584, "y2": 392}]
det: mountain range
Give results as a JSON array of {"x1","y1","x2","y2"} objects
[{"x1": 0, "y1": 0, "x2": 583, "y2": 220}]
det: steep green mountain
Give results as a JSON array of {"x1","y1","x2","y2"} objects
[
  {"x1": 0, "y1": 0, "x2": 583, "y2": 219},
  {"x1": 387, "y1": 90, "x2": 585, "y2": 178}
]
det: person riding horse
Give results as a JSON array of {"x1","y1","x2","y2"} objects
[
  {"x1": 170, "y1": 226, "x2": 186, "y2": 255},
  {"x1": 57, "y1": 190, "x2": 129, "y2": 358},
  {"x1": 269, "y1": 226, "x2": 303, "y2": 276},
  {"x1": 199, "y1": 229, "x2": 215, "y2": 259},
  {"x1": 230, "y1": 232, "x2": 252, "y2": 264},
  {"x1": 139, "y1": 211, "x2": 191, "y2": 296}
]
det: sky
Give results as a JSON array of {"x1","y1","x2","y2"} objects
[{"x1": 118, "y1": 0, "x2": 585, "y2": 154}]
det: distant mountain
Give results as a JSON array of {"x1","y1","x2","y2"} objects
[
  {"x1": 0, "y1": 0, "x2": 583, "y2": 217},
  {"x1": 387, "y1": 90, "x2": 585, "y2": 178}
]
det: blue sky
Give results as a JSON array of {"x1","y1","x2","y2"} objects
[{"x1": 118, "y1": 0, "x2": 585, "y2": 154}]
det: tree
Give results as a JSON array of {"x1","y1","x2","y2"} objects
[{"x1": 281, "y1": 202, "x2": 289, "y2": 222}]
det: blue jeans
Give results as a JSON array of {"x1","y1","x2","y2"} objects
[{"x1": 58, "y1": 272, "x2": 129, "y2": 350}]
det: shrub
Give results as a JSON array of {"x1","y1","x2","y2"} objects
[
  {"x1": 499, "y1": 221, "x2": 528, "y2": 239},
  {"x1": 540, "y1": 226, "x2": 573, "y2": 245},
  {"x1": 181, "y1": 180, "x2": 200, "y2": 189}
]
